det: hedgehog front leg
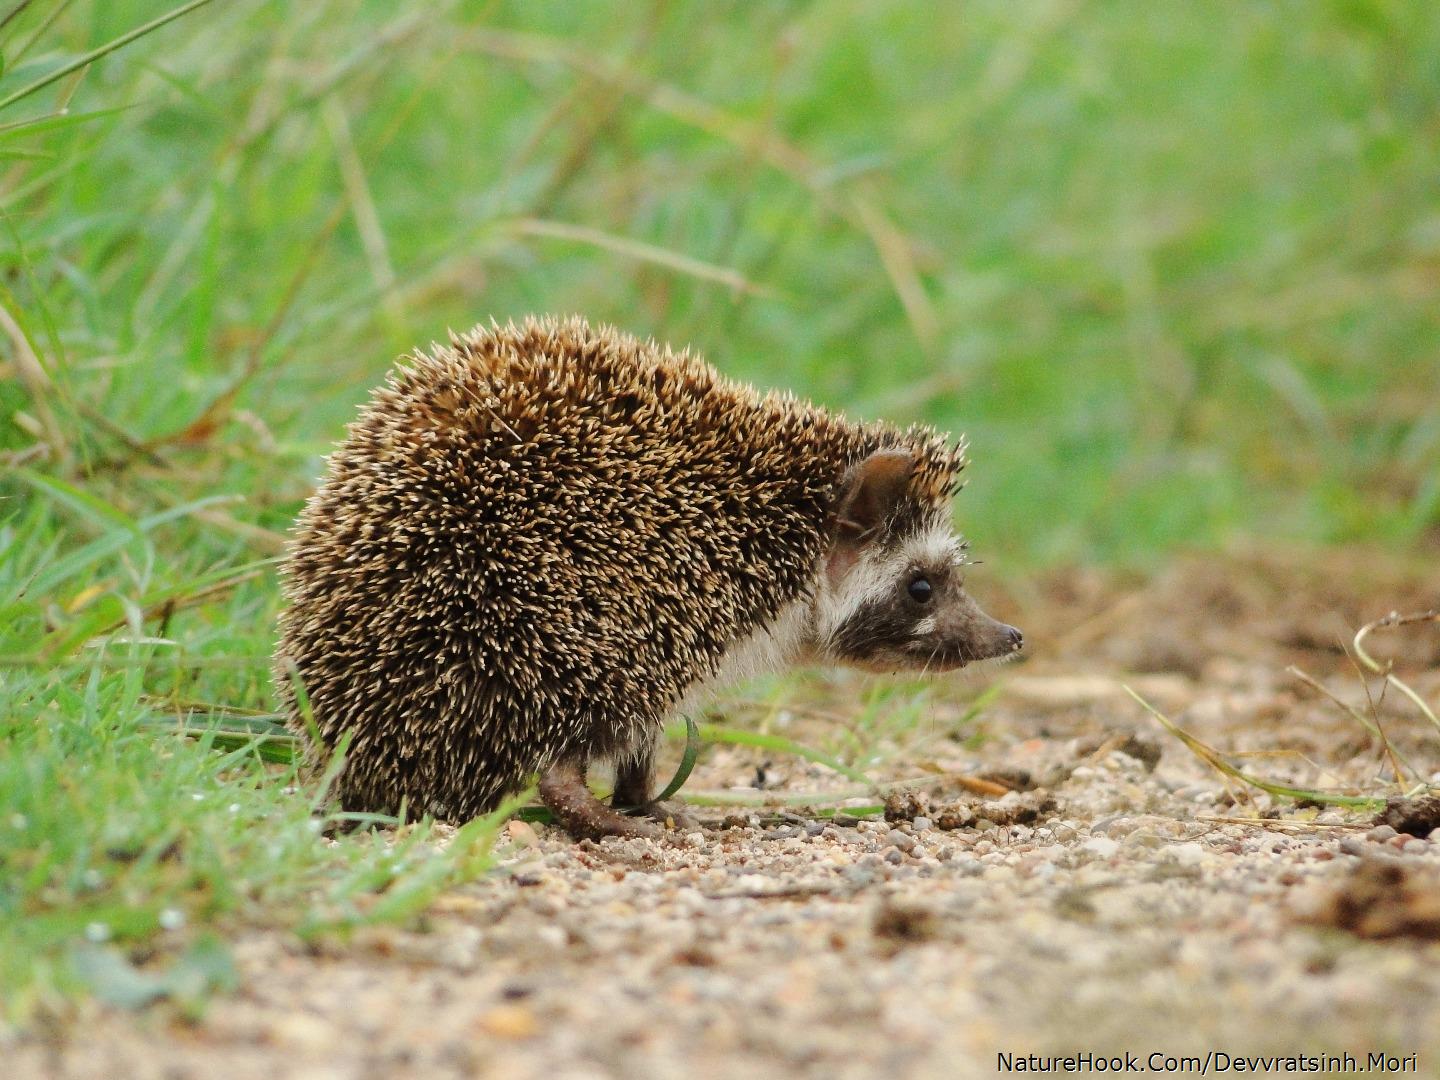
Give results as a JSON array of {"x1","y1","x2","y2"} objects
[
  {"x1": 611, "y1": 744, "x2": 655, "y2": 810},
  {"x1": 613, "y1": 742, "x2": 698, "y2": 829},
  {"x1": 538, "y1": 761, "x2": 661, "y2": 840}
]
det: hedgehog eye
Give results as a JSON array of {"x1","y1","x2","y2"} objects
[{"x1": 906, "y1": 575, "x2": 933, "y2": 604}]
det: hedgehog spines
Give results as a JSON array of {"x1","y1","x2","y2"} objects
[{"x1": 275, "y1": 315, "x2": 966, "y2": 821}]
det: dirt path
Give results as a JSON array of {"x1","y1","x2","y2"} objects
[{"x1": 15, "y1": 553, "x2": 1440, "y2": 1079}]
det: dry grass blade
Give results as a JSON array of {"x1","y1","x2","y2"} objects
[
  {"x1": 149, "y1": 201, "x2": 349, "y2": 450},
  {"x1": 1124, "y1": 685, "x2": 1387, "y2": 810},
  {"x1": 322, "y1": 95, "x2": 399, "y2": 319},
  {"x1": 850, "y1": 194, "x2": 938, "y2": 356},
  {"x1": 1341, "y1": 641, "x2": 1411, "y2": 789},
  {"x1": 0, "y1": 301, "x2": 68, "y2": 467},
  {"x1": 1286, "y1": 664, "x2": 1381, "y2": 737},
  {"x1": 1287, "y1": 662, "x2": 1417, "y2": 786},
  {"x1": 1196, "y1": 816, "x2": 1368, "y2": 832},
  {"x1": 1353, "y1": 609, "x2": 1440, "y2": 735},
  {"x1": 190, "y1": 508, "x2": 288, "y2": 555},
  {"x1": 464, "y1": 27, "x2": 937, "y2": 355},
  {"x1": 510, "y1": 219, "x2": 776, "y2": 298}
]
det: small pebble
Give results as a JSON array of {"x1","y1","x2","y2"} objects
[
  {"x1": 843, "y1": 866, "x2": 876, "y2": 886},
  {"x1": 887, "y1": 830, "x2": 916, "y2": 853},
  {"x1": 1168, "y1": 842, "x2": 1207, "y2": 866},
  {"x1": 1083, "y1": 836, "x2": 1119, "y2": 858}
]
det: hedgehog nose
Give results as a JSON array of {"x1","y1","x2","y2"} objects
[{"x1": 1003, "y1": 625, "x2": 1024, "y2": 652}]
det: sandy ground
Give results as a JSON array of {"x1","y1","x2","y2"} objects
[{"x1": 12, "y1": 550, "x2": 1440, "y2": 1079}]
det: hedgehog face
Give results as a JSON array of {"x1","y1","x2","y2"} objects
[{"x1": 814, "y1": 450, "x2": 1023, "y2": 673}]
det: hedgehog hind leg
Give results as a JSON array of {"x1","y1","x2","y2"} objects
[{"x1": 539, "y1": 761, "x2": 662, "y2": 841}]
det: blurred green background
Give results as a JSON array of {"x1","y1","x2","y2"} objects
[
  {"x1": 2, "y1": 0, "x2": 1439, "y2": 1018},
  {"x1": 5, "y1": 0, "x2": 1438, "y2": 569}
]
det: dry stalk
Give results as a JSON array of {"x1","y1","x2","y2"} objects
[
  {"x1": 1353, "y1": 610, "x2": 1440, "y2": 736},
  {"x1": 1126, "y1": 685, "x2": 1387, "y2": 810}
]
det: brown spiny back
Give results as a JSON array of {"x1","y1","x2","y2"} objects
[{"x1": 274, "y1": 316, "x2": 964, "y2": 819}]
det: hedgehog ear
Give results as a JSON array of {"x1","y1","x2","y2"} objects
[{"x1": 834, "y1": 449, "x2": 915, "y2": 547}]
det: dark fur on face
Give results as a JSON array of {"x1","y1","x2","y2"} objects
[
  {"x1": 818, "y1": 451, "x2": 1021, "y2": 673},
  {"x1": 828, "y1": 566, "x2": 1022, "y2": 672}
]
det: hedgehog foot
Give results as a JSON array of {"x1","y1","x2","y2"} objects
[
  {"x1": 610, "y1": 758, "x2": 697, "y2": 830},
  {"x1": 539, "y1": 762, "x2": 662, "y2": 841},
  {"x1": 617, "y1": 798, "x2": 698, "y2": 831}
]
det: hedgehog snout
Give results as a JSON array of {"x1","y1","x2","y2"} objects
[{"x1": 943, "y1": 599, "x2": 1023, "y2": 665}]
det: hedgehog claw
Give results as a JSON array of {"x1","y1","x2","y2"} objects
[
  {"x1": 634, "y1": 799, "x2": 699, "y2": 831},
  {"x1": 610, "y1": 797, "x2": 699, "y2": 831}
]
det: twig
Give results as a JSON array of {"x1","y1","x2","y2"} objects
[{"x1": 1195, "y1": 815, "x2": 1368, "y2": 831}]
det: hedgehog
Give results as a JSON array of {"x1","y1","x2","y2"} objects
[{"x1": 274, "y1": 315, "x2": 1022, "y2": 839}]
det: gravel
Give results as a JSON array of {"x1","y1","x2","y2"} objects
[
  {"x1": 18, "y1": 731, "x2": 1440, "y2": 1080},
  {"x1": 13, "y1": 556, "x2": 1440, "y2": 1078}
]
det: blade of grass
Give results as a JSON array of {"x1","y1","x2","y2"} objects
[
  {"x1": 681, "y1": 720, "x2": 874, "y2": 786},
  {"x1": 0, "y1": 103, "x2": 136, "y2": 139},
  {"x1": 1125, "y1": 684, "x2": 1387, "y2": 809},
  {"x1": 306, "y1": 731, "x2": 353, "y2": 816},
  {"x1": 653, "y1": 715, "x2": 701, "y2": 803},
  {"x1": 0, "y1": 0, "x2": 220, "y2": 115},
  {"x1": 11, "y1": 466, "x2": 140, "y2": 533},
  {"x1": 8, "y1": 0, "x2": 70, "y2": 66},
  {"x1": 0, "y1": 1, "x2": 34, "y2": 39},
  {"x1": 0, "y1": 498, "x2": 254, "y2": 623},
  {"x1": 321, "y1": 94, "x2": 398, "y2": 320}
]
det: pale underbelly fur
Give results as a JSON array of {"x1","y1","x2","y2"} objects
[{"x1": 673, "y1": 597, "x2": 814, "y2": 723}]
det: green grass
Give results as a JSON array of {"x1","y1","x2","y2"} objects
[
  {"x1": 0, "y1": 652, "x2": 504, "y2": 1017},
  {"x1": 2, "y1": 0, "x2": 1438, "y2": 1024}
]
